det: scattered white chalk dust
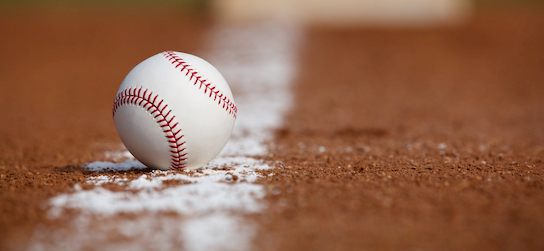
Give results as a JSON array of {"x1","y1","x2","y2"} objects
[{"x1": 29, "y1": 22, "x2": 301, "y2": 251}]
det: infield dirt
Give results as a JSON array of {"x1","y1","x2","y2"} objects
[{"x1": 1, "y1": 6, "x2": 544, "y2": 251}]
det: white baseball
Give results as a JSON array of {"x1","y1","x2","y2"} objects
[{"x1": 113, "y1": 51, "x2": 237, "y2": 170}]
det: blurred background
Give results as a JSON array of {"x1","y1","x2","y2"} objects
[{"x1": 0, "y1": 0, "x2": 541, "y2": 25}]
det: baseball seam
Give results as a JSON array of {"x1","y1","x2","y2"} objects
[
  {"x1": 162, "y1": 51, "x2": 238, "y2": 119},
  {"x1": 113, "y1": 87, "x2": 187, "y2": 170}
]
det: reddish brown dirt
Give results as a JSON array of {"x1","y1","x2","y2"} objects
[
  {"x1": 1, "y1": 6, "x2": 543, "y2": 251},
  {"x1": 256, "y1": 7, "x2": 544, "y2": 251}
]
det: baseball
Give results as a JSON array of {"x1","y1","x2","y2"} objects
[{"x1": 112, "y1": 51, "x2": 237, "y2": 170}]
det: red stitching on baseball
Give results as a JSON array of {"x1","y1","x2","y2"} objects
[
  {"x1": 113, "y1": 86, "x2": 187, "y2": 170},
  {"x1": 162, "y1": 51, "x2": 238, "y2": 119}
]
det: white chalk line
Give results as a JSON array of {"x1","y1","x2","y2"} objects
[{"x1": 29, "y1": 22, "x2": 301, "y2": 251}]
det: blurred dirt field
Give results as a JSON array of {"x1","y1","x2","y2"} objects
[{"x1": 1, "y1": 4, "x2": 544, "y2": 251}]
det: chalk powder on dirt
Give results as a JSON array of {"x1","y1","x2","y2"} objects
[{"x1": 29, "y1": 22, "x2": 301, "y2": 251}]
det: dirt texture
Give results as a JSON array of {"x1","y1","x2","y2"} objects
[
  {"x1": 255, "y1": 7, "x2": 544, "y2": 251},
  {"x1": 1, "y1": 6, "x2": 544, "y2": 251}
]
